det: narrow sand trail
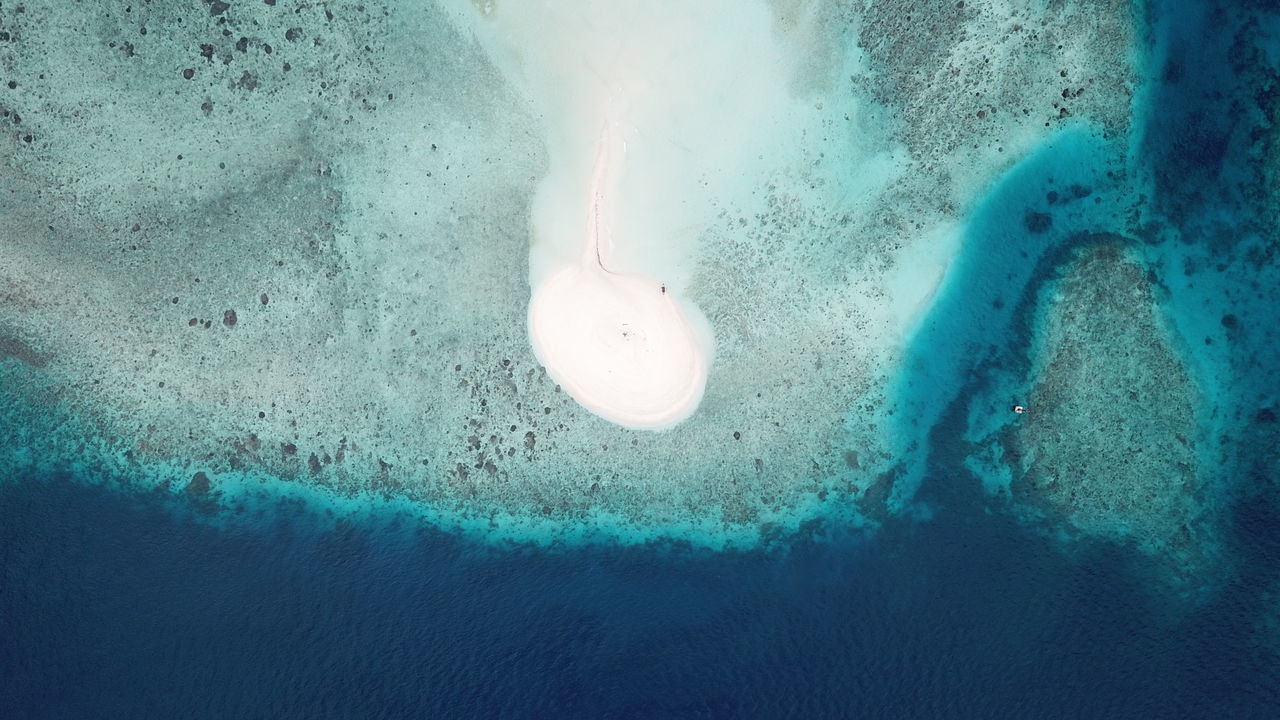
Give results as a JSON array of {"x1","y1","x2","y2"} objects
[{"x1": 528, "y1": 121, "x2": 711, "y2": 429}]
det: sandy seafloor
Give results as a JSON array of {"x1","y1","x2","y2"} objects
[{"x1": 2, "y1": 0, "x2": 1279, "y2": 717}]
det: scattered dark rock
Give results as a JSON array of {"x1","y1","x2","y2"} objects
[
  {"x1": 1024, "y1": 210, "x2": 1053, "y2": 234},
  {"x1": 210, "y1": 1, "x2": 231, "y2": 16},
  {"x1": 308, "y1": 453, "x2": 322, "y2": 475},
  {"x1": 1221, "y1": 313, "x2": 1238, "y2": 328},
  {"x1": 844, "y1": 450, "x2": 861, "y2": 469},
  {"x1": 222, "y1": 309, "x2": 237, "y2": 326},
  {"x1": 1256, "y1": 407, "x2": 1277, "y2": 424},
  {"x1": 286, "y1": 27, "x2": 302, "y2": 42},
  {"x1": 182, "y1": 68, "x2": 194, "y2": 80},
  {"x1": 201, "y1": 100, "x2": 213, "y2": 115},
  {"x1": 259, "y1": 293, "x2": 269, "y2": 305},
  {"x1": 236, "y1": 71, "x2": 259, "y2": 90},
  {"x1": 281, "y1": 442, "x2": 297, "y2": 456},
  {"x1": 733, "y1": 431, "x2": 741, "y2": 440},
  {"x1": 200, "y1": 43, "x2": 215, "y2": 61},
  {"x1": 235, "y1": 36, "x2": 249, "y2": 52}
]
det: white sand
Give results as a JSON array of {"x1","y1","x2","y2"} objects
[
  {"x1": 529, "y1": 265, "x2": 709, "y2": 429},
  {"x1": 445, "y1": 0, "x2": 774, "y2": 430},
  {"x1": 528, "y1": 125, "x2": 710, "y2": 429}
]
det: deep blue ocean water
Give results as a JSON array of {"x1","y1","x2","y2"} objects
[
  {"x1": 3, "y1": 469, "x2": 1278, "y2": 719},
  {"x1": 4, "y1": 1, "x2": 1280, "y2": 717}
]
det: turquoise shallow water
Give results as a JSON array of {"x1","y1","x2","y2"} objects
[
  {"x1": 2, "y1": 0, "x2": 1280, "y2": 716},
  {"x1": 888, "y1": 126, "x2": 1128, "y2": 509}
]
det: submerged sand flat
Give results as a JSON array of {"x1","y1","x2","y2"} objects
[{"x1": 1, "y1": 0, "x2": 1143, "y2": 546}]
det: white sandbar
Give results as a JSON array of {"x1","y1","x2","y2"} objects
[
  {"x1": 529, "y1": 265, "x2": 708, "y2": 429},
  {"x1": 527, "y1": 125, "x2": 710, "y2": 429}
]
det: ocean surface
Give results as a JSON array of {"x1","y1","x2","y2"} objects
[
  {"x1": 3, "y1": 0, "x2": 1280, "y2": 717},
  {"x1": 3, "y1": 465, "x2": 1277, "y2": 719}
]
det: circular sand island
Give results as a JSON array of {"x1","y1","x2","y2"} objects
[{"x1": 528, "y1": 126, "x2": 711, "y2": 430}]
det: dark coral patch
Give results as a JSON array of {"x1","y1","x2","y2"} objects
[
  {"x1": 1024, "y1": 211, "x2": 1053, "y2": 234},
  {"x1": 185, "y1": 471, "x2": 211, "y2": 495}
]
